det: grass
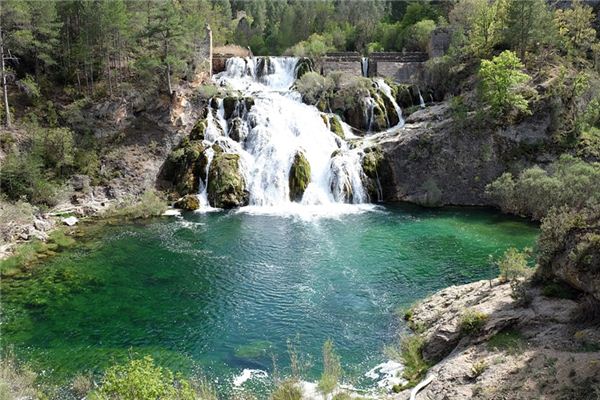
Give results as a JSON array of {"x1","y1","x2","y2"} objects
[
  {"x1": 398, "y1": 335, "x2": 430, "y2": 389},
  {"x1": 318, "y1": 339, "x2": 342, "y2": 396},
  {"x1": 459, "y1": 309, "x2": 489, "y2": 336},
  {"x1": 487, "y1": 329, "x2": 525, "y2": 354},
  {"x1": 0, "y1": 350, "x2": 41, "y2": 400},
  {"x1": 270, "y1": 380, "x2": 302, "y2": 400}
]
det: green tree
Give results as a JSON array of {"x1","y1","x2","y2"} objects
[
  {"x1": 502, "y1": 0, "x2": 552, "y2": 60},
  {"x1": 478, "y1": 50, "x2": 531, "y2": 116},
  {"x1": 144, "y1": 0, "x2": 189, "y2": 94},
  {"x1": 554, "y1": 0, "x2": 597, "y2": 58}
]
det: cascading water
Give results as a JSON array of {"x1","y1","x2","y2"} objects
[
  {"x1": 361, "y1": 57, "x2": 369, "y2": 77},
  {"x1": 202, "y1": 56, "x2": 370, "y2": 211},
  {"x1": 374, "y1": 78, "x2": 404, "y2": 127}
]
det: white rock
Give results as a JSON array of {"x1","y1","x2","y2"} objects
[{"x1": 62, "y1": 216, "x2": 79, "y2": 226}]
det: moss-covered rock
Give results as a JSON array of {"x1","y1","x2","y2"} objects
[
  {"x1": 174, "y1": 194, "x2": 200, "y2": 211},
  {"x1": 244, "y1": 97, "x2": 255, "y2": 110},
  {"x1": 329, "y1": 116, "x2": 345, "y2": 139},
  {"x1": 362, "y1": 147, "x2": 383, "y2": 179},
  {"x1": 190, "y1": 118, "x2": 207, "y2": 140},
  {"x1": 162, "y1": 140, "x2": 207, "y2": 196},
  {"x1": 229, "y1": 117, "x2": 244, "y2": 142},
  {"x1": 288, "y1": 152, "x2": 311, "y2": 202},
  {"x1": 207, "y1": 153, "x2": 248, "y2": 208}
]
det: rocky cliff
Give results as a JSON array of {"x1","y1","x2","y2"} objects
[{"x1": 373, "y1": 102, "x2": 557, "y2": 207}]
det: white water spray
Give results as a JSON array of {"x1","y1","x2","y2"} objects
[{"x1": 202, "y1": 57, "x2": 372, "y2": 212}]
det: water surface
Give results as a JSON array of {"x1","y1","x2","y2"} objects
[{"x1": 0, "y1": 204, "x2": 538, "y2": 394}]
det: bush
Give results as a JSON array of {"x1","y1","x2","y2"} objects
[
  {"x1": 270, "y1": 380, "x2": 302, "y2": 400},
  {"x1": 486, "y1": 155, "x2": 600, "y2": 220},
  {"x1": 478, "y1": 50, "x2": 532, "y2": 117},
  {"x1": 497, "y1": 247, "x2": 531, "y2": 283},
  {"x1": 104, "y1": 190, "x2": 167, "y2": 220},
  {"x1": 318, "y1": 339, "x2": 342, "y2": 396},
  {"x1": 295, "y1": 72, "x2": 333, "y2": 105},
  {"x1": 399, "y1": 335, "x2": 429, "y2": 385},
  {"x1": 91, "y1": 356, "x2": 197, "y2": 400},
  {"x1": 459, "y1": 309, "x2": 488, "y2": 335}
]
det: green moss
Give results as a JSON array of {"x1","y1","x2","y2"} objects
[
  {"x1": 288, "y1": 152, "x2": 311, "y2": 202},
  {"x1": 207, "y1": 153, "x2": 248, "y2": 208},
  {"x1": 361, "y1": 147, "x2": 383, "y2": 179},
  {"x1": 328, "y1": 116, "x2": 345, "y2": 139},
  {"x1": 189, "y1": 119, "x2": 207, "y2": 141}
]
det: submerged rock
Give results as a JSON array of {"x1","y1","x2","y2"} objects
[
  {"x1": 207, "y1": 153, "x2": 248, "y2": 208},
  {"x1": 174, "y1": 194, "x2": 200, "y2": 211},
  {"x1": 288, "y1": 152, "x2": 311, "y2": 202}
]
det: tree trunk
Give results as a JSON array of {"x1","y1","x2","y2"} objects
[
  {"x1": 167, "y1": 62, "x2": 172, "y2": 95},
  {"x1": 0, "y1": 17, "x2": 11, "y2": 128}
]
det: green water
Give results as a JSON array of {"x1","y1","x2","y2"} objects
[{"x1": 0, "y1": 204, "x2": 537, "y2": 394}]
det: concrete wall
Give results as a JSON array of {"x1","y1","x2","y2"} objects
[{"x1": 373, "y1": 62, "x2": 424, "y2": 84}]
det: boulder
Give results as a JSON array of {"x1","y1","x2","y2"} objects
[
  {"x1": 328, "y1": 116, "x2": 345, "y2": 139},
  {"x1": 288, "y1": 152, "x2": 311, "y2": 202},
  {"x1": 174, "y1": 194, "x2": 200, "y2": 211},
  {"x1": 229, "y1": 117, "x2": 244, "y2": 142},
  {"x1": 207, "y1": 153, "x2": 248, "y2": 208},
  {"x1": 62, "y1": 216, "x2": 79, "y2": 226}
]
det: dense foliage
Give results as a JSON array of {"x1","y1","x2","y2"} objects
[{"x1": 486, "y1": 155, "x2": 600, "y2": 220}]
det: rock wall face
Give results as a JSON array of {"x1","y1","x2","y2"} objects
[
  {"x1": 543, "y1": 222, "x2": 600, "y2": 302},
  {"x1": 374, "y1": 103, "x2": 555, "y2": 206}
]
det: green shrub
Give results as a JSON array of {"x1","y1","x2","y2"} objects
[
  {"x1": 270, "y1": 380, "x2": 302, "y2": 400},
  {"x1": 295, "y1": 72, "x2": 333, "y2": 105},
  {"x1": 478, "y1": 50, "x2": 532, "y2": 117},
  {"x1": 399, "y1": 335, "x2": 429, "y2": 386},
  {"x1": 104, "y1": 190, "x2": 167, "y2": 220},
  {"x1": 486, "y1": 155, "x2": 600, "y2": 220},
  {"x1": 318, "y1": 339, "x2": 342, "y2": 396},
  {"x1": 459, "y1": 309, "x2": 488, "y2": 335},
  {"x1": 91, "y1": 356, "x2": 196, "y2": 400},
  {"x1": 497, "y1": 247, "x2": 531, "y2": 283}
]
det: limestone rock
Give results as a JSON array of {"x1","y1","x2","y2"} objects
[
  {"x1": 174, "y1": 195, "x2": 200, "y2": 211},
  {"x1": 207, "y1": 152, "x2": 248, "y2": 208},
  {"x1": 288, "y1": 152, "x2": 311, "y2": 202}
]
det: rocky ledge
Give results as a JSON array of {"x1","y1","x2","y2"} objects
[{"x1": 395, "y1": 279, "x2": 600, "y2": 399}]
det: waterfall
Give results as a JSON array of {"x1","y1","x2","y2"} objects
[
  {"x1": 374, "y1": 78, "x2": 404, "y2": 128},
  {"x1": 361, "y1": 57, "x2": 369, "y2": 77},
  {"x1": 418, "y1": 88, "x2": 426, "y2": 108},
  {"x1": 200, "y1": 56, "x2": 369, "y2": 211}
]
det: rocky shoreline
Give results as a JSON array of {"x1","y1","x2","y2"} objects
[{"x1": 395, "y1": 279, "x2": 600, "y2": 399}]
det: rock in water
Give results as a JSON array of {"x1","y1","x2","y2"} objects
[
  {"x1": 174, "y1": 195, "x2": 200, "y2": 211},
  {"x1": 288, "y1": 152, "x2": 311, "y2": 202},
  {"x1": 207, "y1": 153, "x2": 248, "y2": 208}
]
